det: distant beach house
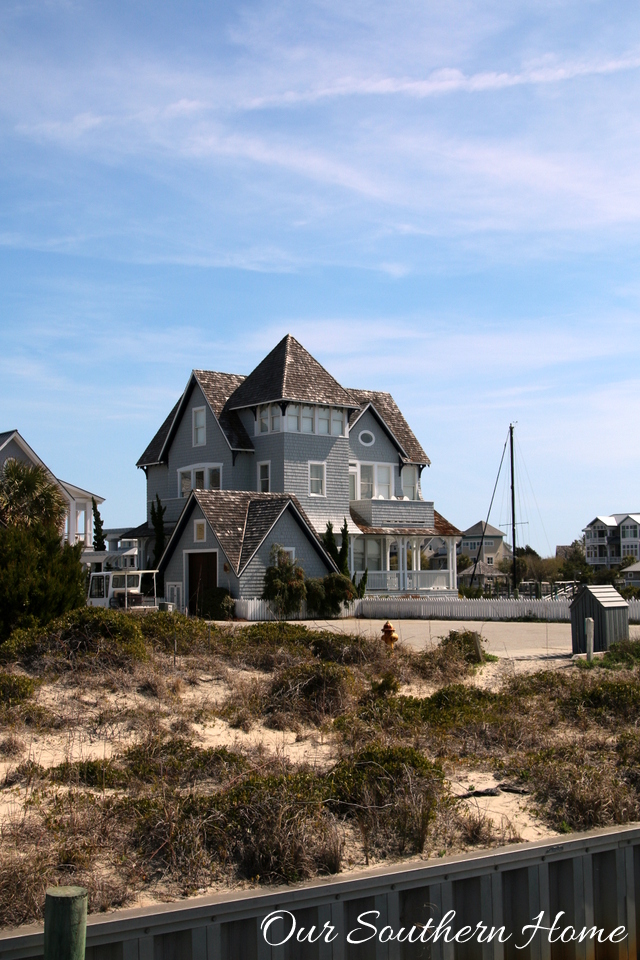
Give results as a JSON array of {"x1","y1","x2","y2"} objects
[
  {"x1": 583, "y1": 514, "x2": 640, "y2": 570},
  {"x1": 136, "y1": 334, "x2": 460, "y2": 611},
  {"x1": 0, "y1": 429, "x2": 104, "y2": 557}
]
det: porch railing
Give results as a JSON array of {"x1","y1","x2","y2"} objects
[{"x1": 360, "y1": 570, "x2": 451, "y2": 591}]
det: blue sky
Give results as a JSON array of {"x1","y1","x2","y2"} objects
[{"x1": 2, "y1": 0, "x2": 640, "y2": 553}]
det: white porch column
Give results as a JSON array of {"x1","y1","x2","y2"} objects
[
  {"x1": 67, "y1": 498, "x2": 76, "y2": 545},
  {"x1": 84, "y1": 503, "x2": 92, "y2": 548},
  {"x1": 385, "y1": 538, "x2": 391, "y2": 572},
  {"x1": 400, "y1": 537, "x2": 406, "y2": 592},
  {"x1": 448, "y1": 537, "x2": 457, "y2": 590},
  {"x1": 417, "y1": 539, "x2": 422, "y2": 571}
]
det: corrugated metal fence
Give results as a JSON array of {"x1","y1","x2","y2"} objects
[
  {"x1": 2, "y1": 825, "x2": 640, "y2": 960},
  {"x1": 235, "y1": 597, "x2": 640, "y2": 623}
]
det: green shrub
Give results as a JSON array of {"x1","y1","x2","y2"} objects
[
  {"x1": 0, "y1": 673, "x2": 36, "y2": 705},
  {"x1": 139, "y1": 612, "x2": 215, "y2": 653},
  {"x1": 2, "y1": 608, "x2": 147, "y2": 669},
  {"x1": 306, "y1": 573, "x2": 356, "y2": 618}
]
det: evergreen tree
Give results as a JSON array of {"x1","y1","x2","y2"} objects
[
  {"x1": 337, "y1": 517, "x2": 350, "y2": 576},
  {"x1": 0, "y1": 525, "x2": 85, "y2": 642},
  {"x1": 322, "y1": 521, "x2": 340, "y2": 567},
  {"x1": 262, "y1": 545, "x2": 306, "y2": 619},
  {"x1": 151, "y1": 494, "x2": 166, "y2": 568},
  {"x1": 92, "y1": 497, "x2": 106, "y2": 551}
]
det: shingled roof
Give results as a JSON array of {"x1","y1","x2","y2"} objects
[
  {"x1": 194, "y1": 371, "x2": 253, "y2": 451},
  {"x1": 349, "y1": 506, "x2": 459, "y2": 538},
  {"x1": 227, "y1": 334, "x2": 355, "y2": 410},
  {"x1": 347, "y1": 389, "x2": 429, "y2": 465},
  {"x1": 137, "y1": 401, "x2": 180, "y2": 468},
  {"x1": 137, "y1": 372, "x2": 253, "y2": 468},
  {"x1": 159, "y1": 490, "x2": 337, "y2": 576}
]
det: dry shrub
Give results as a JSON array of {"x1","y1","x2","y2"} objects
[
  {"x1": 456, "y1": 809, "x2": 498, "y2": 846},
  {"x1": 0, "y1": 733, "x2": 25, "y2": 757},
  {"x1": 265, "y1": 661, "x2": 355, "y2": 728},
  {"x1": 412, "y1": 631, "x2": 485, "y2": 684},
  {"x1": 2, "y1": 608, "x2": 147, "y2": 671},
  {"x1": 0, "y1": 852, "x2": 56, "y2": 927},
  {"x1": 507, "y1": 745, "x2": 640, "y2": 831},
  {"x1": 139, "y1": 612, "x2": 214, "y2": 654}
]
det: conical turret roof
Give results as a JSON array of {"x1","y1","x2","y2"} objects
[{"x1": 227, "y1": 334, "x2": 355, "y2": 409}]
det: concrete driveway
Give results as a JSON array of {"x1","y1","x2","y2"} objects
[{"x1": 298, "y1": 618, "x2": 573, "y2": 664}]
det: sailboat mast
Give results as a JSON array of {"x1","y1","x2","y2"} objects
[{"x1": 510, "y1": 423, "x2": 517, "y2": 593}]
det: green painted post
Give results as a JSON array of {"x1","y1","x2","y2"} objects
[{"x1": 44, "y1": 886, "x2": 87, "y2": 960}]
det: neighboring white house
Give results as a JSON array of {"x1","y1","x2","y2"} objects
[
  {"x1": 0, "y1": 429, "x2": 104, "y2": 562},
  {"x1": 583, "y1": 515, "x2": 640, "y2": 569}
]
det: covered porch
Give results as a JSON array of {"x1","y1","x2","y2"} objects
[
  {"x1": 343, "y1": 501, "x2": 461, "y2": 595},
  {"x1": 350, "y1": 533, "x2": 458, "y2": 593}
]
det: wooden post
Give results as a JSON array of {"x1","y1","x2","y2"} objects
[
  {"x1": 586, "y1": 617, "x2": 594, "y2": 662},
  {"x1": 44, "y1": 886, "x2": 87, "y2": 960}
]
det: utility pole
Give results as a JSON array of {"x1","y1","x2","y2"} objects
[{"x1": 510, "y1": 423, "x2": 517, "y2": 594}]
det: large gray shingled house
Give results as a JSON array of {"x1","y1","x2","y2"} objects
[{"x1": 134, "y1": 335, "x2": 460, "y2": 612}]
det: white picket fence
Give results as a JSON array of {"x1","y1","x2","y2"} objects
[
  {"x1": 234, "y1": 596, "x2": 640, "y2": 623},
  {"x1": 234, "y1": 598, "x2": 359, "y2": 621}
]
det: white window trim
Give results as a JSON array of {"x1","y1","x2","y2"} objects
[
  {"x1": 254, "y1": 404, "x2": 346, "y2": 437},
  {"x1": 192, "y1": 406, "x2": 206, "y2": 448},
  {"x1": 308, "y1": 461, "x2": 326, "y2": 497},
  {"x1": 257, "y1": 460, "x2": 271, "y2": 493},
  {"x1": 358, "y1": 429, "x2": 375, "y2": 447},
  {"x1": 176, "y1": 463, "x2": 224, "y2": 498},
  {"x1": 282, "y1": 547, "x2": 295, "y2": 561},
  {"x1": 194, "y1": 519, "x2": 207, "y2": 543},
  {"x1": 352, "y1": 461, "x2": 398, "y2": 500},
  {"x1": 401, "y1": 464, "x2": 419, "y2": 500}
]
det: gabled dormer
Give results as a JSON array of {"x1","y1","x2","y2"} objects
[{"x1": 137, "y1": 370, "x2": 255, "y2": 524}]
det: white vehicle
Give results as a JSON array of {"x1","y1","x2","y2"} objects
[{"x1": 87, "y1": 570, "x2": 159, "y2": 610}]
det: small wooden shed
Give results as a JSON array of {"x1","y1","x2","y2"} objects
[{"x1": 570, "y1": 584, "x2": 629, "y2": 654}]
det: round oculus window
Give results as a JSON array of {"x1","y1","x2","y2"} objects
[{"x1": 358, "y1": 430, "x2": 375, "y2": 446}]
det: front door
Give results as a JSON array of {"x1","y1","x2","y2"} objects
[{"x1": 188, "y1": 552, "x2": 217, "y2": 616}]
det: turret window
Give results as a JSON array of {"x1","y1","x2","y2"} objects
[
  {"x1": 302, "y1": 406, "x2": 314, "y2": 433},
  {"x1": 318, "y1": 407, "x2": 330, "y2": 435},
  {"x1": 331, "y1": 409, "x2": 343, "y2": 436},
  {"x1": 287, "y1": 404, "x2": 300, "y2": 431},
  {"x1": 270, "y1": 405, "x2": 281, "y2": 432},
  {"x1": 259, "y1": 406, "x2": 269, "y2": 433}
]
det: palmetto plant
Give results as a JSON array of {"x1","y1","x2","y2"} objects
[{"x1": 0, "y1": 459, "x2": 67, "y2": 530}]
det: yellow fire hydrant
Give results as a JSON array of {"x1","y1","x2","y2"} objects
[{"x1": 381, "y1": 620, "x2": 398, "y2": 651}]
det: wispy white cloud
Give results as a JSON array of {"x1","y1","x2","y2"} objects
[{"x1": 244, "y1": 52, "x2": 640, "y2": 108}]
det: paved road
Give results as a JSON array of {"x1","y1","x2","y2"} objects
[{"x1": 298, "y1": 618, "x2": 573, "y2": 663}]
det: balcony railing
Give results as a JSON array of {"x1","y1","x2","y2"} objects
[{"x1": 362, "y1": 570, "x2": 451, "y2": 592}]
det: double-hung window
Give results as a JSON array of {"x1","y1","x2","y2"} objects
[
  {"x1": 377, "y1": 465, "x2": 391, "y2": 499},
  {"x1": 180, "y1": 471, "x2": 191, "y2": 498},
  {"x1": 318, "y1": 407, "x2": 330, "y2": 435},
  {"x1": 259, "y1": 406, "x2": 269, "y2": 434},
  {"x1": 309, "y1": 462, "x2": 325, "y2": 496},
  {"x1": 402, "y1": 466, "x2": 418, "y2": 500},
  {"x1": 271, "y1": 405, "x2": 280, "y2": 432},
  {"x1": 208, "y1": 467, "x2": 221, "y2": 490},
  {"x1": 194, "y1": 469, "x2": 205, "y2": 490},
  {"x1": 287, "y1": 404, "x2": 300, "y2": 431},
  {"x1": 331, "y1": 408, "x2": 343, "y2": 436},
  {"x1": 360, "y1": 465, "x2": 374, "y2": 499},
  {"x1": 258, "y1": 462, "x2": 270, "y2": 493},
  {"x1": 302, "y1": 406, "x2": 314, "y2": 433},
  {"x1": 193, "y1": 407, "x2": 206, "y2": 447}
]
